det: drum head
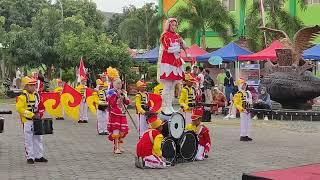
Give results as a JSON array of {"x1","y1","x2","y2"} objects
[
  {"x1": 179, "y1": 131, "x2": 198, "y2": 161},
  {"x1": 169, "y1": 113, "x2": 185, "y2": 139},
  {"x1": 161, "y1": 137, "x2": 176, "y2": 164}
]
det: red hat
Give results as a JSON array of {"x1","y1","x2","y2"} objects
[
  {"x1": 191, "y1": 108, "x2": 204, "y2": 120},
  {"x1": 147, "y1": 115, "x2": 164, "y2": 129}
]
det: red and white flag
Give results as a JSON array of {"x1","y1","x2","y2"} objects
[{"x1": 77, "y1": 57, "x2": 87, "y2": 82}]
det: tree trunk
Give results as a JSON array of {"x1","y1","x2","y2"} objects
[{"x1": 201, "y1": 27, "x2": 206, "y2": 49}]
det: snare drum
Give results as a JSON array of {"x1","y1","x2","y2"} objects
[
  {"x1": 177, "y1": 131, "x2": 198, "y2": 161},
  {"x1": 0, "y1": 117, "x2": 4, "y2": 133},
  {"x1": 161, "y1": 137, "x2": 176, "y2": 164},
  {"x1": 161, "y1": 113, "x2": 185, "y2": 139},
  {"x1": 33, "y1": 118, "x2": 53, "y2": 135}
]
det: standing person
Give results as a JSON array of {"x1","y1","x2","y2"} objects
[
  {"x1": 135, "y1": 80, "x2": 149, "y2": 138},
  {"x1": 191, "y1": 66, "x2": 198, "y2": 77},
  {"x1": 54, "y1": 79, "x2": 64, "y2": 120},
  {"x1": 203, "y1": 69, "x2": 214, "y2": 109},
  {"x1": 197, "y1": 67, "x2": 205, "y2": 92},
  {"x1": 158, "y1": 18, "x2": 186, "y2": 115},
  {"x1": 107, "y1": 78, "x2": 130, "y2": 154},
  {"x1": 76, "y1": 76, "x2": 88, "y2": 123},
  {"x1": 96, "y1": 79, "x2": 109, "y2": 135},
  {"x1": 252, "y1": 87, "x2": 272, "y2": 120},
  {"x1": 216, "y1": 69, "x2": 226, "y2": 92},
  {"x1": 224, "y1": 70, "x2": 234, "y2": 104},
  {"x1": 179, "y1": 74, "x2": 196, "y2": 125},
  {"x1": 186, "y1": 108, "x2": 211, "y2": 161},
  {"x1": 16, "y1": 76, "x2": 48, "y2": 164},
  {"x1": 135, "y1": 115, "x2": 166, "y2": 169},
  {"x1": 233, "y1": 79, "x2": 253, "y2": 141},
  {"x1": 16, "y1": 67, "x2": 22, "y2": 89},
  {"x1": 185, "y1": 66, "x2": 191, "y2": 74}
]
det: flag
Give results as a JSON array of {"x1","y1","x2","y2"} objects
[
  {"x1": 61, "y1": 83, "x2": 82, "y2": 121},
  {"x1": 86, "y1": 88, "x2": 98, "y2": 114},
  {"x1": 41, "y1": 92, "x2": 62, "y2": 117},
  {"x1": 77, "y1": 58, "x2": 87, "y2": 83},
  {"x1": 147, "y1": 93, "x2": 162, "y2": 113}
]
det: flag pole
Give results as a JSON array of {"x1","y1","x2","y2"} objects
[{"x1": 260, "y1": 0, "x2": 267, "y2": 47}]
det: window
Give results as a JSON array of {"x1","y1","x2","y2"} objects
[{"x1": 222, "y1": 0, "x2": 236, "y2": 11}]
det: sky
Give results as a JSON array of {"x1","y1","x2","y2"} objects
[{"x1": 93, "y1": 0, "x2": 158, "y2": 13}]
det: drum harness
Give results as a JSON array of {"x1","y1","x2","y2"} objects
[{"x1": 23, "y1": 92, "x2": 40, "y2": 120}]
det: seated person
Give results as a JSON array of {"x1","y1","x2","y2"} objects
[
  {"x1": 186, "y1": 108, "x2": 211, "y2": 161},
  {"x1": 253, "y1": 87, "x2": 271, "y2": 120},
  {"x1": 135, "y1": 115, "x2": 166, "y2": 169},
  {"x1": 211, "y1": 87, "x2": 226, "y2": 115}
]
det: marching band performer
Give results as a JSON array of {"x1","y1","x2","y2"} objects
[
  {"x1": 107, "y1": 78, "x2": 130, "y2": 154},
  {"x1": 158, "y1": 18, "x2": 186, "y2": 115},
  {"x1": 153, "y1": 82, "x2": 164, "y2": 96},
  {"x1": 186, "y1": 108, "x2": 211, "y2": 161},
  {"x1": 233, "y1": 79, "x2": 253, "y2": 141},
  {"x1": 96, "y1": 73, "x2": 108, "y2": 90},
  {"x1": 96, "y1": 79, "x2": 109, "y2": 135},
  {"x1": 135, "y1": 115, "x2": 166, "y2": 169},
  {"x1": 54, "y1": 79, "x2": 64, "y2": 120},
  {"x1": 76, "y1": 76, "x2": 89, "y2": 123},
  {"x1": 16, "y1": 76, "x2": 48, "y2": 164},
  {"x1": 179, "y1": 73, "x2": 196, "y2": 125},
  {"x1": 135, "y1": 80, "x2": 149, "y2": 138}
]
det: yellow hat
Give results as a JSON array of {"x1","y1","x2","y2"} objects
[
  {"x1": 148, "y1": 115, "x2": 164, "y2": 129},
  {"x1": 236, "y1": 78, "x2": 246, "y2": 86},
  {"x1": 21, "y1": 76, "x2": 37, "y2": 88},
  {"x1": 184, "y1": 73, "x2": 196, "y2": 82},
  {"x1": 136, "y1": 80, "x2": 147, "y2": 88}
]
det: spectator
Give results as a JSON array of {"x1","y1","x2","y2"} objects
[
  {"x1": 203, "y1": 69, "x2": 214, "y2": 110},
  {"x1": 224, "y1": 70, "x2": 234, "y2": 104},
  {"x1": 252, "y1": 87, "x2": 271, "y2": 120},
  {"x1": 216, "y1": 69, "x2": 225, "y2": 92},
  {"x1": 197, "y1": 67, "x2": 205, "y2": 92},
  {"x1": 185, "y1": 66, "x2": 191, "y2": 74},
  {"x1": 191, "y1": 66, "x2": 198, "y2": 77},
  {"x1": 211, "y1": 87, "x2": 226, "y2": 115}
]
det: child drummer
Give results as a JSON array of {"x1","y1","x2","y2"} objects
[
  {"x1": 186, "y1": 108, "x2": 211, "y2": 161},
  {"x1": 16, "y1": 76, "x2": 48, "y2": 164},
  {"x1": 135, "y1": 80, "x2": 149, "y2": 138},
  {"x1": 179, "y1": 73, "x2": 196, "y2": 125},
  {"x1": 96, "y1": 79, "x2": 108, "y2": 135},
  {"x1": 135, "y1": 115, "x2": 166, "y2": 169}
]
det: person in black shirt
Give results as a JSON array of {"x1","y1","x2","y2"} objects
[{"x1": 224, "y1": 71, "x2": 234, "y2": 104}]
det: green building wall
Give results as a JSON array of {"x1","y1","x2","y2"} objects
[{"x1": 160, "y1": 0, "x2": 320, "y2": 48}]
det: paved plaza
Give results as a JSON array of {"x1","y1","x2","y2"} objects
[{"x1": 1, "y1": 102, "x2": 320, "y2": 180}]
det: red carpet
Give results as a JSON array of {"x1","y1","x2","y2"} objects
[{"x1": 242, "y1": 163, "x2": 320, "y2": 180}]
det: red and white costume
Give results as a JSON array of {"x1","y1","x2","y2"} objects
[
  {"x1": 158, "y1": 18, "x2": 186, "y2": 115},
  {"x1": 107, "y1": 89, "x2": 130, "y2": 141}
]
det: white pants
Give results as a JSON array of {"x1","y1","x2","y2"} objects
[
  {"x1": 143, "y1": 155, "x2": 166, "y2": 169},
  {"x1": 137, "y1": 114, "x2": 148, "y2": 138},
  {"x1": 195, "y1": 144, "x2": 206, "y2": 161},
  {"x1": 160, "y1": 80, "x2": 178, "y2": 114},
  {"x1": 240, "y1": 112, "x2": 252, "y2": 137},
  {"x1": 23, "y1": 121, "x2": 44, "y2": 160},
  {"x1": 183, "y1": 112, "x2": 192, "y2": 125},
  {"x1": 80, "y1": 101, "x2": 88, "y2": 120},
  {"x1": 97, "y1": 110, "x2": 108, "y2": 133},
  {"x1": 204, "y1": 89, "x2": 213, "y2": 110}
]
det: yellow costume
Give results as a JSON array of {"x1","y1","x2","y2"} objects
[
  {"x1": 153, "y1": 83, "x2": 164, "y2": 95},
  {"x1": 16, "y1": 90, "x2": 39, "y2": 123},
  {"x1": 179, "y1": 86, "x2": 194, "y2": 112},
  {"x1": 135, "y1": 80, "x2": 148, "y2": 137},
  {"x1": 97, "y1": 79, "x2": 108, "y2": 134}
]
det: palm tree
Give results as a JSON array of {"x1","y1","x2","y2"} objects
[
  {"x1": 245, "y1": 0, "x2": 306, "y2": 52},
  {"x1": 173, "y1": 0, "x2": 236, "y2": 49}
]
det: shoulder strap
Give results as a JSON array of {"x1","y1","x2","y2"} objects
[{"x1": 148, "y1": 129, "x2": 155, "y2": 144}]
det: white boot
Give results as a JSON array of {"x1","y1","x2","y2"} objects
[
  {"x1": 264, "y1": 116, "x2": 269, "y2": 121},
  {"x1": 168, "y1": 91, "x2": 176, "y2": 114},
  {"x1": 253, "y1": 115, "x2": 258, "y2": 120},
  {"x1": 161, "y1": 92, "x2": 171, "y2": 115}
]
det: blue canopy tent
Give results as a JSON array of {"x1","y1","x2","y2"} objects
[
  {"x1": 133, "y1": 47, "x2": 159, "y2": 63},
  {"x1": 196, "y1": 42, "x2": 253, "y2": 62},
  {"x1": 303, "y1": 44, "x2": 320, "y2": 60}
]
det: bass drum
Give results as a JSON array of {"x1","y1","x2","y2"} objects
[
  {"x1": 160, "y1": 113, "x2": 185, "y2": 139},
  {"x1": 161, "y1": 137, "x2": 176, "y2": 164},
  {"x1": 177, "y1": 131, "x2": 198, "y2": 162}
]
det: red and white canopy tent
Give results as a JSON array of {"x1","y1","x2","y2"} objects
[
  {"x1": 181, "y1": 44, "x2": 208, "y2": 64},
  {"x1": 238, "y1": 40, "x2": 283, "y2": 61}
]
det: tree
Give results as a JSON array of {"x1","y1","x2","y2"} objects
[
  {"x1": 245, "y1": 0, "x2": 306, "y2": 52},
  {"x1": 115, "y1": 3, "x2": 163, "y2": 49},
  {"x1": 173, "y1": 0, "x2": 236, "y2": 49}
]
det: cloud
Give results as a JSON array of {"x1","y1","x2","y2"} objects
[{"x1": 93, "y1": 0, "x2": 158, "y2": 13}]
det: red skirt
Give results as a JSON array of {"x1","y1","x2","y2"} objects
[{"x1": 107, "y1": 113, "x2": 129, "y2": 141}]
